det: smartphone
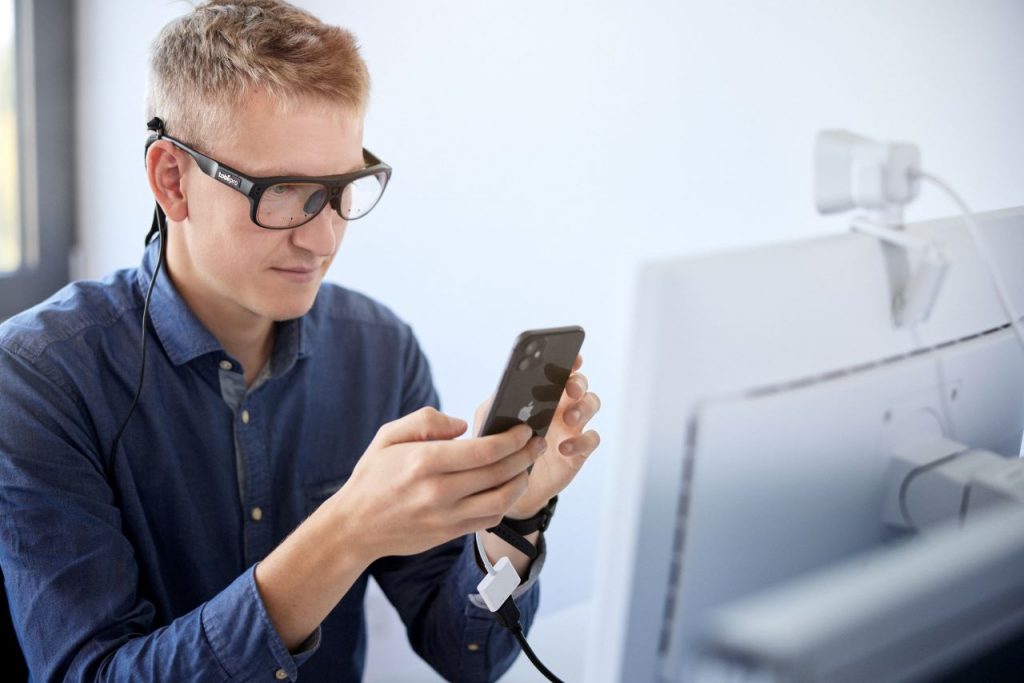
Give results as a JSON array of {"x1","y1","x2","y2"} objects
[{"x1": 478, "y1": 326, "x2": 586, "y2": 439}]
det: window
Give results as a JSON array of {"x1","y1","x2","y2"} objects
[
  {"x1": 0, "y1": 0, "x2": 18, "y2": 274},
  {"x1": 0, "y1": 0, "x2": 73, "y2": 320}
]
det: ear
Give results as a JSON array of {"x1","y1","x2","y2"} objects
[{"x1": 145, "y1": 141, "x2": 189, "y2": 222}]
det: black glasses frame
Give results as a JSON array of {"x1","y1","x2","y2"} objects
[{"x1": 144, "y1": 120, "x2": 391, "y2": 232}]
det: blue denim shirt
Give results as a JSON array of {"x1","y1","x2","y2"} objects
[{"x1": 0, "y1": 240, "x2": 540, "y2": 682}]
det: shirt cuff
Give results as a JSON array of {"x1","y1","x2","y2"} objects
[
  {"x1": 467, "y1": 534, "x2": 546, "y2": 611},
  {"x1": 291, "y1": 628, "x2": 322, "y2": 667},
  {"x1": 200, "y1": 564, "x2": 321, "y2": 681}
]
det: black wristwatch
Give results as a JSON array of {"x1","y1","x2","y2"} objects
[{"x1": 486, "y1": 496, "x2": 558, "y2": 560}]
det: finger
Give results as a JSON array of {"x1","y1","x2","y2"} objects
[
  {"x1": 563, "y1": 392, "x2": 602, "y2": 428},
  {"x1": 455, "y1": 470, "x2": 531, "y2": 523},
  {"x1": 565, "y1": 372, "x2": 589, "y2": 401},
  {"x1": 374, "y1": 406, "x2": 467, "y2": 448},
  {"x1": 559, "y1": 429, "x2": 601, "y2": 457},
  {"x1": 473, "y1": 394, "x2": 495, "y2": 435},
  {"x1": 432, "y1": 423, "x2": 533, "y2": 473},
  {"x1": 573, "y1": 354, "x2": 583, "y2": 372},
  {"x1": 445, "y1": 436, "x2": 545, "y2": 500}
]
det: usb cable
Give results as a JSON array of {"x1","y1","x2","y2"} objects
[{"x1": 474, "y1": 531, "x2": 565, "y2": 683}]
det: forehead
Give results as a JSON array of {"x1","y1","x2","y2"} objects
[{"x1": 215, "y1": 93, "x2": 365, "y2": 176}]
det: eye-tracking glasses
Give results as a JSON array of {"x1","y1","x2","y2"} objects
[{"x1": 143, "y1": 117, "x2": 391, "y2": 238}]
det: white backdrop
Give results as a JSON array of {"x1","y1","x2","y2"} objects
[{"x1": 73, "y1": 1, "x2": 1024, "y2": 678}]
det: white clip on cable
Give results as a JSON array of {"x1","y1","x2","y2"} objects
[{"x1": 475, "y1": 530, "x2": 521, "y2": 612}]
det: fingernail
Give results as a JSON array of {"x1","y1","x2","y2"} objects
[
  {"x1": 561, "y1": 442, "x2": 575, "y2": 455},
  {"x1": 566, "y1": 409, "x2": 581, "y2": 426}
]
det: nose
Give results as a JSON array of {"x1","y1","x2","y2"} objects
[{"x1": 289, "y1": 202, "x2": 343, "y2": 257}]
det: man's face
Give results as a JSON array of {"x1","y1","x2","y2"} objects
[{"x1": 170, "y1": 94, "x2": 365, "y2": 324}]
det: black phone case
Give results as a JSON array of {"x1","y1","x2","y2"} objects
[{"x1": 478, "y1": 326, "x2": 586, "y2": 438}]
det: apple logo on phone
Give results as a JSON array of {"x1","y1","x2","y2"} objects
[{"x1": 518, "y1": 401, "x2": 535, "y2": 422}]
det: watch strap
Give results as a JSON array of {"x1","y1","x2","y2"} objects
[{"x1": 486, "y1": 496, "x2": 558, "y2": 560}]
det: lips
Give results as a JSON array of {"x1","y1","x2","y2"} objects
[
  {"x1": 271, "y1": 264, "x2": 321, "y2": 283},
  {"x1": 273, "y1": 265, "x2": 319, "y2": 274}
]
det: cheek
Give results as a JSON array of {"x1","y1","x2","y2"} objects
[
  {"x1": 186, "y1": 176, "x2": 248, "y2": 227},
  {"x1": 187, "y1": 195, "x2": 279, "y2": 279}
]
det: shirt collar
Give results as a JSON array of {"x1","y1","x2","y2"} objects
[
  {"x1": 136, "y1": 237, "x2": 315, "y2": 369},
  {"x1": 269, "y1": 308, "x2": 314, "y2": 378}
]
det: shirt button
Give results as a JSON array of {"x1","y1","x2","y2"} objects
[
  {"x1": 241, "y1": 409, "x2": 250, "y2": 424},
  {"x1": 467, "y1": 643, "x2": 480, "y2": 652},
  {"x1": 251, "y1": 506, "x2": 263, "y2": 522},
  {"x1": 274, "y1": 669, "x2": 288, "y2": 680},
  {"x1": 219, "y1": 360, "x2": 232, "y2": 371}
]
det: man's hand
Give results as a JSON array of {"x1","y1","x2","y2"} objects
[
  {"x1": 254, "y1": 406, "x2": 544, "y2": 649},
  {"x1": 474, "y1": 354, "x2": 602, "y2": 520},
  {"x1": 331, "y1": 406, "x2": 546, "y2": 560}
]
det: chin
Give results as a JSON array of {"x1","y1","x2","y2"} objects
[{"x1": 256, "y1": 289, "x2": 321, "y2": 322}]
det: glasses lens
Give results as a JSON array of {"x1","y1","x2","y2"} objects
[
  {"x1": 257, "y1": 182, "x2": 329, "y2": 228},
  {"x1": 340, "y1": 172, "x2": 387, "y2": 220}
]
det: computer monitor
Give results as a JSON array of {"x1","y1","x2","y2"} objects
[{"x1": 585, "y1": 207, "x2": 1024, "y2": 682}]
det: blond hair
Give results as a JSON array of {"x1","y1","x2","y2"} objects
[{"x1": 146, "y1": 0, "x2": 369, "y2": 148}]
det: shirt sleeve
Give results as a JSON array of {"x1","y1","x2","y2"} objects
[
  {"x1": 398, "y1": 321, "x2": 441, "y2": 417},
  {"x1": 0, "y1": 346, "x2": 314, "y2": 682}
]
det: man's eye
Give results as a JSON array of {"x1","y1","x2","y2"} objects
[{"x1": 269, "y1": 184, "x2": 294, "y2": 196}]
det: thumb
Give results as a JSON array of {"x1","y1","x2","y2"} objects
[{"x1": 374, "y1": 406, "x2": 467, "y2": 447}]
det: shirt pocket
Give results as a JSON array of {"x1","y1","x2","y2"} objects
[{"x1": 305, "y1": 475, "x2": 350, "y2": 517}]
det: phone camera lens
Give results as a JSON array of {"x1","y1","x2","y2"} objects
[
  {"x1": 525, "y1": 341, "x2": 540, "y2": 355},
  {"x1": 518, "y1": 358, "x2": 532, "y2": 372}
]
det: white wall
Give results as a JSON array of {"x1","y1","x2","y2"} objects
[{"x1": 75, "y1": 0, "x2": 1024, "y2": 677}]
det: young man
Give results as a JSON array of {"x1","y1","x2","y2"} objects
[{"x1": 0, "y1": 1, "x2": 602, "y2": 681}]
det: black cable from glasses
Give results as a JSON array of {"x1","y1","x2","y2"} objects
[{"x1": 105, "y1": 204, "x2": 167, "y2": 489}]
